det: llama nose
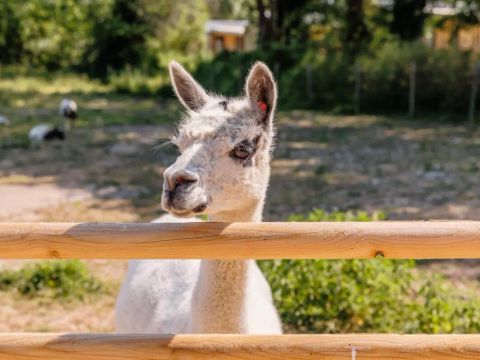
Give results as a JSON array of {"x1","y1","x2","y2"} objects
[{"x1": 167, "y1": 170, "x2": 199, "y2": 192}]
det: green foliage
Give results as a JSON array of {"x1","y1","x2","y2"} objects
[
  {"x1": 107, "y1": 68, "x2": 168, "y2": 95},
  {"x1": 259, "y1": 209, "x2": 480, "y2": 333},
  {"x1": 360, "y1": 41, "x2": 472, "y2": 113},
  {"x1": 86, "y1": 0, "x2": 148, "y2": 78},
  {"x1": 288, "y1": 208, "x2": 386, "y2": 222},
  {"x1": 0, "y1": 0, "x2": 478, "y2": 117},
  {"x1": 193, "y1": 45, "x2": 303, "y2": 97},
  {"x1": 0, "y1": 0, "x2": 23, "y2": 63},
  {"x1": 13, "y1": 0, "x2": 102, "y2": 70},
  {"x1": 140, "y1": 0, "x2": 208, "y2": 70},
  {"x1": 191, "y1": 45, "x2": 350, "y2": 110},
  {"x1": 0, "y1": 0, "x2": 207, "y2": 75},
  {"x1": 391, "y1": 0, "x2": 427, "y2": 41},
  {"x1": 0, "y1": 260, "x2": 103, "y2": 299},
  {"x1": 188, "y1": 40, "x2": 476, "y2": 116}
]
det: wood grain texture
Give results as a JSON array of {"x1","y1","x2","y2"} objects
[
  {"x1": 0, "y1": 334, "x2": 480, "y2": 360},
  {"x1": 1, "y1": 221, "x2": 480, "y2": 259}
]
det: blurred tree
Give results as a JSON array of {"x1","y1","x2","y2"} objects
[
  {"x1": 273, "y1": 0, "x2": 309, "y2": 44},
  {"x1": 0, "y1": 0, "x2": 23, "y2": 64},
  {"x1": 256, "y1": 0, "x2": 310, "y2": 48},
  {"x1": 454, "y1": 0, "x2": 480, "y2": 24},
  {"x1": 345, "y1": 0, "x2": 370, "y2": 54},
  {"x1": 13, "y1": 0, "x2": 96, "y2": 69},
  {"x1": 86, "y1": 0, "x2": 147, "y2": 78},
  {"x1": 85, "y1": 0, "x2": 207, "y2": 77},
  {"x1": 205, "y1": 0, "x2": 254, "y2": 19},
  {"x1": 257, "y1": 0, "x2": 274, "y2": 47},
  {"x1": 256, "y1": 0, "x2": 374, "y2": 53},
  {"x1": 139, "y1": 0, "x2": 208, "y2": 69},
  {"x1": 364, "y1": 0, "x2": 394, "y2": 50},
  {"x1": 391, "y1": 0, "x2": 427, "y2": 40}
]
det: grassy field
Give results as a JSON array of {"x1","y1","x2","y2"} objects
[{"x1": 1, "y1": 74, "x2": 480, "y2": 332}]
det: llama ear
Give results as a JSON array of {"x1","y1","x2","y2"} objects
[
  {"x1": 169, "y1": 61, "x2": 209, "y2": 111},
  {"x1": 245, "y1": 61, "x2": 277, "y2": 130}
]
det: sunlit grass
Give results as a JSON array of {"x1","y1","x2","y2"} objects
[
  {"x1": 0, "y1": 73, "x2": 182, "y2": 150},
  {"x1": 0, "y1": 74, "x2": 109, "y2": 95}
]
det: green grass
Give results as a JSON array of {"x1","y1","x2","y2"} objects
[
  {"x1": 108, "y1": 68, "x2": 170, "y2": 96},
  {"x1": 0, "y1": 260, "x2": 104, "y2": 300},
  {"x1": 260, "y1": 209, "x2": 480, "y2": 334},
  {"x1": 0, "y1": 73, "x2": 180, "y2": 150},
  {"x1": 0, "y1": 73, "x2": 110, "y2": 96}
]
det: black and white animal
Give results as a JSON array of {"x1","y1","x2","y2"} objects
[
  {"x1": 59, "y1": 98, "x2": 78, "y2": 129},
  {"x1": 28, "y1": 98, "x2": 76, "y2": 145},
  {"x1": 29, "y1": 124, "x2": 65, "y2": 145}
]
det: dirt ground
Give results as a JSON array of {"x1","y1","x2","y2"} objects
[{"x1": 2, "y1": 110, "x2": 480, "y2": 331}]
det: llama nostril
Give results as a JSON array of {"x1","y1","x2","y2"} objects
[{"x1": 172, "y1": 171, "x2": 199, "y2": 191}]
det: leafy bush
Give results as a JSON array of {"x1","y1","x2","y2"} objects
[
  {"x1": 108, "y1": 67, "x2": 168, "y2": 95},
  {"x1": 259, "y1": 209, "x2": 480, "y2": 333},
  {"x1": 194, "y1": 46, "x2": 303, "y2": 97},
  {"x1": 360, "y1": 41, "x2": 472, "y2": 113},
  {"x1": 187, "y1": 41, "x2": 478, "y2": 117},
  {"x1": 0, "y1": 260, "x2": 103, "y2": 299},
  {"x1": 288, "y1": 208, "x2": 386, "y2": 222}
]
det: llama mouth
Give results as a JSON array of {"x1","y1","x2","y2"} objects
[
  {"x1": 192, "y1": 202, "x2": 208, "y2": 213},
  {"x1": 169, "y1": 210, "x2": 195, "y2": 218},
  {"x1": 167, "y1": 202, "x2": 208, "y2": 218}
]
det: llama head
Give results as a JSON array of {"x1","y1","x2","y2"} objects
[{"x1": 162, "y1": 61, "x2": 277, "y2": 218}]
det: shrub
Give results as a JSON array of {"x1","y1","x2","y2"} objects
[
  {"x1": 108, "y1": 67, "x2": 168, "y2": 95},
  {"x1": 185, "y1": 41, "x2": 478, "y2": 117},
  {"x1": 0, "y1": 260, "x2": 103, "y2": 299},
  {"x1": 360, "y1": 41, "x2": 472, "y2": 114},
  {"x1": 259, "y1": 209, "x2": 480, "y2": 333},
  {"x1": 288, "y1": 208, "x2": 386, "y2": 222}
]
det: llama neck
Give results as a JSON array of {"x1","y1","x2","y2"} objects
[
  {"x1": 208, "y1": 200, "x2": 264, "y2": 222},
  {"x1": 189, "y1": 202, "x2": 263, "y2": 333}
]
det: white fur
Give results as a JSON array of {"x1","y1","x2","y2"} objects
[
  {"x1": 59, "y1": 98, "x2": 77, "y2": 116},
  {"x1": 29, "y1": 124, "x2": 54, "y2": 143},
  {"x1": 115, "y1": 215, "x2": 281, "y2": 334},
  {"x1": 0, "y1": 115, "x2": 9, "y2": 126},
  {"x1": 115, "y1": 61, "x2": 282, "y2": 334}
]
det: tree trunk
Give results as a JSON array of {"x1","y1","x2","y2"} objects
[
  {"x1": 345, "y1": 0, "x2": 370, "y2": 55},
  {"x1": 257, "y1": 0, "x2": 273, "y2": 48},
  {"x1": 391, "y1": 0, "x2": 427, "y2": 41}
]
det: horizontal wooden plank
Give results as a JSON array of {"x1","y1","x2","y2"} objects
[
  {"x1": 1, "y1": 221, "x2": 480, "y2": 259},
  {"x1": 0, "y1": 334, "x2": 480, "y2": 360}
]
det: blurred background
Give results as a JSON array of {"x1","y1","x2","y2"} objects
[{"x1": 1, "y1": 0, "x2": 480, "y2": 334}]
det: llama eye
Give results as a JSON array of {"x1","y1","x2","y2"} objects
[{"x1": 232, "y1": 145, "x2": 250, "y2": 159}]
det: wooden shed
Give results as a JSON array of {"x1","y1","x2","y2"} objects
[
  {"x1": 205, "y1": 20, "x2": 251, "y2": 54},
  {"x1": 427, "y1": 4, "x2": 480, "y2": 52}
]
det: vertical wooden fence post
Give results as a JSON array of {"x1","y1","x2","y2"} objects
[
  {"x1": 354, "y1": 63, "x2": 362, "y2": 114},
  {"x1": 408, "y1": 61, "x2": 416, "y2": 118},
  {"x1": 468, "y1": 62, "x2": 480, "y2": 128},
  {"x1": 306, "y1": 64, "x2": 313, "y2": 101},
  {"x1": 274, "y1": 62, "x2": 280, "y2": 81}
]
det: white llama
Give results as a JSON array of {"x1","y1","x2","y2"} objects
[{"x1": 115, "y1": 61, "x2": 282, "y2": 334}]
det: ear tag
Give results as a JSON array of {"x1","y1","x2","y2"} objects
[{"x1": 258, "y1": 101, "x2": 267, "y2": 113}]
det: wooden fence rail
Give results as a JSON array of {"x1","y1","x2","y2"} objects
[
  {"x1": 1, "y1": 221, "x2": 480, "y2": 259},
  {"x1": 1, "y1": 334, "x2": 480, "y2": 360},
  {"x1": 2, "y1": 221, "x2": 480, "y2": 360}
]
